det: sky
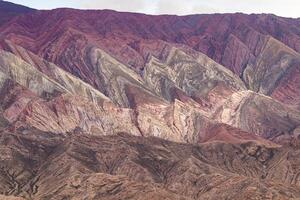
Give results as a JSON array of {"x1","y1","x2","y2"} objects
[{"x1": 7, "y1": 0, "x2": 300, "y2": 18}]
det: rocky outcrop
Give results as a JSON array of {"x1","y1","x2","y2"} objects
[
  {"x1": 0, "y1": 43, "x2": 110, "y2": 104},
  {"x1": 243, "y1": 37, "x2": 300, "y2": 107},
  {"x1": 0, "y1": 39, "x2": 299, "y2": 145},
  {"x1": 144, "y1": 47, "x2": 246, "y2": 111},
  {"x1": 0, "y1": 130, "x2": 299, "y2": 200},
  {"x1": 0, "y1": 9, "x2": 299, "y2": 106},
  {"x1": 0, "y1": 2, "x2": 299, "y2": 199},
  {"x1": 214, "y1": 90, "x2": 300, "y2": 144}
]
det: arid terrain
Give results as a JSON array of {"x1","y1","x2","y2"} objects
[{"x1": 0, "y1": 1, "x2": 300, "y2": 199}]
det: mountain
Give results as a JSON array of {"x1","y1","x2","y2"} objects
[
  {"x1": 1, "y1": 131, "x2": 300, "y2": 200},
  {"x1": 0, "y1": 8, "x2": 299, "y2": 107},
  {"x1": 0, "y1": 1, "x2": 34, "y2": 26},
  {"x1": 0, "y1": 1, "x2": 299, "y2": 199}
]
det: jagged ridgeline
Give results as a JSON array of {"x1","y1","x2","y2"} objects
[{"x1": 0, "y1": 1, "x2": 299, "y2": 200}]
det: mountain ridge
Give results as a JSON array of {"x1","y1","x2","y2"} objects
[
  {"x1": 1, "y1": 6, "x2": 299, "y2": 108},
  {"x1": 0, "y1": 1, "x2": 299, "y2": 199}
]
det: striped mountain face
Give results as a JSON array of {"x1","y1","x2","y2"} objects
[{"x1": 0, "y1": 1, "x2": 299, "y2": 199}]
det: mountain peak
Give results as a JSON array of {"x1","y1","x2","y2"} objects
[{"x1": 0, "y1": 0, "x2": 34, "y2": 12}]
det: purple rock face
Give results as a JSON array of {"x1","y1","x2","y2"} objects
[
  {"x1": 0, "y1": 1, "x2": 34, "y2": 25},
  {"x1": 1, "y1": 9, "x2": 299, "y2": 106}
]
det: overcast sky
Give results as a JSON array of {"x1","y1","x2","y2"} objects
[{"x1": 8, "y1": 0, "x2": 300, "y2": 18}]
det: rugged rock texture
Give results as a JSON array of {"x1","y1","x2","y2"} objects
[
  {"x1": 0, "y1": 195, "x2": 25, "y2": 200},
  {"x1": 1, "y1": 130, "x2": 300, "y2": 200},
  {"x1": 0, "y1": 7, "x2": 299, "y2": 106},
  {"x1": 0, "y1": 68, "x2": 272, "y2": 145},
  {"x1": 242, "y1": 37, "x2": 300, "y2": 107},
  {"x1": 0, "y1": 42, "x2": 110, "y2": 104},
  {"x1": 0, "y1": 6, "x2": 300, "y2": 108},
  {"x1": 214, "y1": 90, "x2": 300, "y2": 144},
  {"x1": 144, "y1": 47, "x2": 245, "y2": 107},
  {"x1": 0, "y1": 1, "x2": 299, "y2": 199},
  {"x1": 0, "y1": 54, "x2": 287, "y2": 145}
]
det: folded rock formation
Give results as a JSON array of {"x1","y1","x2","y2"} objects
[{"x1": 0, "y1": 1, "x2": 299, "y2": 199}]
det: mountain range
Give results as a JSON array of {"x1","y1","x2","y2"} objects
[{"x1": 0, "y1": 1, "x2": 300, "y2": 199}]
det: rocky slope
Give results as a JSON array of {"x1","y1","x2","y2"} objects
[
  {"x1": 0, "y1": 7, "x2": 299, "y2": 107},
  {"x1": 1, "y1": 130, "x2": 300, "y2": 200},
  {"x1": 0, "y1": 1, "x2": 34, "y2": 26},
  {"x1": 0, "y1": 1, "x2": 299, "y2": 199},
  {"x1": 0, "y1": 45, "x2": 297, "y2": 145}
]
